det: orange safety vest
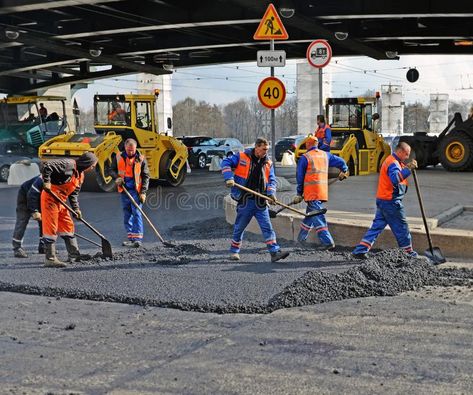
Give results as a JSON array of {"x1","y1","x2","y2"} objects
[
  {"x1": 234, "y1": 152, "x2": 271, "y2": 186},
  {"x1": 117, "y1": 154, "x2": 143, "y2": 193},
  {"x1": 303, "y1": 149, "x2": 328, "y2": 201},
  {"x1": 315, "y1": 124, "x2": 328, "y2": 141},
  {"x1": 376, "y1": 154, "x2": 409, "y2": 200}
]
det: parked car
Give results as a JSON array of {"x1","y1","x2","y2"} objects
[
  {"x1": 214, "y1": 138, "x2": 244, "y2": 157},
  {"x1": 0, "y1": 141, "x2": 38, "y2": 182},
  {"x1": 177, "y1": 136, "x2": 225, "y2": 169},
  {"x1": 274, "y1": 135, "x2": 307, "y2": 161}
]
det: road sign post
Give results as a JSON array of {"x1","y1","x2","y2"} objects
[
  {"x1": 254, "y1": 3, "x2": 289, "y2": 164},
  {"x1": 306, "y1": 39, "x2": 332, "y2": 116}
]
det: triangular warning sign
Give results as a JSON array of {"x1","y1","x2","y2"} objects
[{"x1": 253, "y1": 3, "x2": 289, "y2": 40}]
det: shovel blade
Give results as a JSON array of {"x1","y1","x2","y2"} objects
[
  {"x1": 306, "y1": 208, "x2": 328, "y2": 218},
  {"x1": 101, "y1": 238, "x2": 113, "y2": 258},
  {"x1": 424, "y1": 247, "x2": 446, "y2": 265}
]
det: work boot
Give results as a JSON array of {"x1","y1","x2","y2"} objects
[
  {"x1": 133, "y1": 241, "x2": 142, "y2": 248},
  {"x1": 64, "y1": 237, "x2": 91, "y2": 262},
  {"x1": 270, "y1": 250, "x2": 290, "y2": 263},
  {"x1": 43, "y1": 243, "x2": 67, "y2": 268},
  {"x1": 315, "y1": 243, "x2": 336, "y2": 251},
  {"x1": 38, "y1": 242, "x2": 45, "y2": 254},
  {"x1": 229, "y1": 253, "x2": 240, "y2": 261},
  {"x1": 352, "y1": 252, "x2": 368, "y2": 260},
  {"x1": 122, "y1": 240, "x2": 135, "y2": 247},
  {"x1": 13, "y1": 247, "x2": 28, "y2": 258}
]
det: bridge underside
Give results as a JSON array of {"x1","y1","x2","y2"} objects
[{"x1": 0, "y1": 0, "x2": 472, "y2": 93}]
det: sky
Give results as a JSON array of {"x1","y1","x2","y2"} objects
[{"x1": 73, "y1": 54, "x2": 473, "y2": 110}]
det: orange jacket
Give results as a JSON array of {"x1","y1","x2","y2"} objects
[
  {"x1": 376, "y1": 154, "x2": 410, "y2": 201},
  {"x1": 302, "y1": 148, "x2": 328, "y2": 201}
]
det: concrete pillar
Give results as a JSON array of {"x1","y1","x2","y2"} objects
[
  {"x1": 429, "y1": 94, "x2": 449, "y2": 136},
  {"x1": 380, "y1": 84, "x2": 404, "y2": 135},
  {"x1": 136, "y1": 73, "x2": 173, "y2": 135},
  {"x1": 296, "y1": 62, "x2": 321, "y2": 135}
]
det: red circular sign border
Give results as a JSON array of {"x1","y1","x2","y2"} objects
[
  {"x1": 257, "y1": 76, "x2": 286, "y2": 109},
  {"x1": 306, "y1": 39, "x2": 332, "y2": 69}
]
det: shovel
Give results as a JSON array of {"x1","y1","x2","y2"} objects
[
  {"x1": 121, "y1": 186, "x2": 176, "y2": 248},
  {"x1": 411, "y1": 169, "x2": 446, "y2": 264},
  {"x1": 233, "y1": 183, "x2": 322, "y2": 218},
  {"x1": 46, "y1": 189, "x2": 113, "y2": 258}
]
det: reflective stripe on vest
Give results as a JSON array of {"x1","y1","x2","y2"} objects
[
  {"x1": 376, "y1": 154, "x2": 408, "y2": 200},
  {"x1": 303, "y1": 149, "x2": 328, "y2": 201},
  {"x1": 117, "y1": 154, "x2": 142, "y2": 193},
  {"x1": 234, "y1": 152, "x2": 271, "y2": 186}
]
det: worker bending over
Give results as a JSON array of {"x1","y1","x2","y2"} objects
[
  {"x1": 111, "y1": 138, "x2": 150, "y2": 248},
  {"x1": 221, "y1": 137, "x2": 289, "y2": 263},
  {"x1": 352, "y1": 142, "x2": 418, "y2": 259},
  {"x1": 12, "y1": 175, "x2": 44, "y2": 258},
  {"x1": 294, "y1": 136, "x2": 349, "y2": 250},
  {"x1": 41, "y1": 152, "x2": 98, "y2": 267}
]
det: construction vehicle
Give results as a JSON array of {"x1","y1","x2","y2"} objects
[
  {"x1": 0, "y1": 95, "x2": 68, "y2": 147},
  {"x1": 295, "y1": 97, "x2": 391, "y2": 175},
  {"x1": 39, "y1": 92, "x2": 188, "y2": 191},
  {"x1": 399, "y1": 112, "x2": 473, "y2": 171}
]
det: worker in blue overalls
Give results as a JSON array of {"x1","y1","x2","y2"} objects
[
  {"x1": 352, "y1": 142, "x2": 418, "y2": 259},
  {"x1": 111, "y1": 138, "x2": 150, "y2": 248},
  {"x1": 221, "y1": 137, "x2": 289, "y2": 263}
]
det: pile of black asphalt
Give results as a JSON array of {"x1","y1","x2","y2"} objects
[{"x1": 0, "y1": 218, "x2": 472, "y2": 314}]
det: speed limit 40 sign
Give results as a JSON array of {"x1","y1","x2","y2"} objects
[{"x1": 257, "y1": 77, "x2": 286, "y2": 109}]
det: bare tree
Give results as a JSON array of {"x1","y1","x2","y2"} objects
[
  {"x1": 78, "y1": 107, "x2": 95, "y2": 133},
  {"x1": 403, "y1": 102, "x2": 429, "y2": 134}
]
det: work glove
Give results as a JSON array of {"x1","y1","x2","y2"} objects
[
  {"x1": 43, "y1": 182, "x2": 51, "y2": 191},
  {"x1": 31, "y1": 211, "x2": 42, "y2": 221},
  {"x1": 139, "y1": 194, "x2": 146, "y2": 204},
  {"x1": 406, "y1": 160, "x2": 418, "y2": 170},
  {"x1": 74, "y1": 210, "x2": 82, "y2": 220},
  {"x1": 292, "y1": 195, "x2": 304, "y2": 204},
  {"x1": 115, "y1": 177, "x2": 124, "y2": 186},
  {"x1": 226, "y1": 179, "x2": 235, "y2": 188},
  {"x1": 338, "y1": 171, "x2": 350, "y2": 181},
  {"x1": 267, "y1": 195, "x2": 277, "y2": 205}
]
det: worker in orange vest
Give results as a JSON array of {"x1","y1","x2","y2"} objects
[
  {"x1": 41, "y1": 152, "x2": 98, "y2": 267},
  {"x1": 315, "y1": 115, "x2": 332, "y2": 152},
  {"x1": 111, "y1": 138, "x2": 150, "y2": 247},
  {"x1": 221, "y1": 137, "x2": 289, "y2": 263},
  {"x1": 352, "y1": 142, "x2": 418, "y2": 259},
  {"x1": 293, "y1": 136, "x2": 349, "y2": 250}
]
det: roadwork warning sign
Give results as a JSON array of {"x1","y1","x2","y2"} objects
[{"x1": 253, "y1": 3, "x2": 289, "y2": 40}]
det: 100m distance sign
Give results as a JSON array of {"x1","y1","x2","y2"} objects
[{"x1": 257, "y1": 77, "x2": 286, "y2": 109}]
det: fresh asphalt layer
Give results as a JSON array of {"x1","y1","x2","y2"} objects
[{"x1": 0, "y1": 168, "x2": 473, "y2": 313}]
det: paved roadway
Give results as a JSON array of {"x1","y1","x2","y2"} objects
[{"x1": 1, "y1": 167, "x2": 473, "y2": 393}]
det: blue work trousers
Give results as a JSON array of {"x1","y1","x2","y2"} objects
[
  {"x1": 297, "y1": 200, "x2": 334, "y2": 246},
  {"x1": 352, "y1": 199, "x2": 414, "y2": 255},
  {"x1": 121, "y1": 181, "x2": 143, "y2": 241},
  {"x1": 231, "y1": 199, "x2": 280, "y2": 254}
]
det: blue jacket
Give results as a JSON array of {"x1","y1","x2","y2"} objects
[
  {"x1": 18, "y1": 176, "x2": 43, "y2": 213},
  {"x1": 296, "y1": 147, "x2": 348, "y2": 196},
  {"x1": 221, "y1": 149, "x2": 276, "y2": 201},
  {"x1": 317, "y1": 124, "x2": 332, "y2": 152}
]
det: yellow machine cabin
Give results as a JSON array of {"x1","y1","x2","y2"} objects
[
  {"x1": 295, "y1": 97, "x2": 391, "y2": 175},
  {"x1": 39, "y1": 92, "x2": 188, "y2": 191}
]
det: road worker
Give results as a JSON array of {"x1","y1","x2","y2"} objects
[
  {"x1": 293, "y1": 136, "x2": 349, "y2": 250},
  {"x1": 41, "y1": 152, "x2": 98, "y2": 267},
  {"x1": 221, "y1": 137, "x2": 289, "y2": 263},
  {"x1": 111, "y1": 138, "x2": 150, "y2": 248},
  {"x1": 352, "y1": 142, "x2": 418, "y2": 259},
  {"x1": 12, "y1": 175, "x2": 44, "y2": 258},
  {"x1": 315, "y1": 114, "x2": 332, "y2": 152},
  {"x1": 108, "y1": 102, "x2": 127, "y2": 122}
]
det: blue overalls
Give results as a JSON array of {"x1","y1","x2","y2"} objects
[{"x1": 221, "y1": 150, "x2": 280, "y2": 254}]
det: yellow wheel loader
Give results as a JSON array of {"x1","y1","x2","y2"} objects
[
  {"x1": 38, "y1": 92, "x2": 188, "y2": 191},
  {"x1": 295, "y1": 97, "x2": 390, "y2": 175}
]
